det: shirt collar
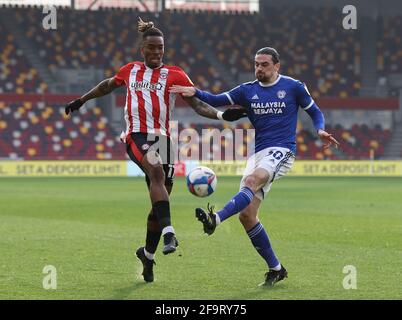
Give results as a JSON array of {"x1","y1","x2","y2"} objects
[
  {"x1": 258, "y1": 74, "x2": 281, "y2": 87},
  {"x1": 144, "y1": 62, "x2": 164, "y2": 70}
]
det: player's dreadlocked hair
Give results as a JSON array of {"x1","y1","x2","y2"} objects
[
  {"x1": 256, "y1": 47, "x2": 280, "y2": 64},
  {"x1": 138, "y1": 17, "x2": 164, "y2": 39}
]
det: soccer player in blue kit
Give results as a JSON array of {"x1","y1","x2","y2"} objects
[{"x1": 170, "y1": 47, "x2": 340, "y2": 287}]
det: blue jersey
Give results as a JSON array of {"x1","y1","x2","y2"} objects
[{"x1": 224, "y1": 75, "x2": 317, "y2": 154}]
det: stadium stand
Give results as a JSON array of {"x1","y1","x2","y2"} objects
[
  {"x1": 307, "y1": 123, "x2": 391, "y2": 160},
  {"x1": 0, "y1": 100, "x2": 124, "y2": 160},
  {"x1": 0, "y1": 97, "x2": 390, "y2": 160},
  {"x1": 11, "y1": 7, "x2": 228, "y2": 93},
  {"x1": 0, "y1": 20, "x2": 48, "y2": 94},
  {"x1": 181, "y1": 7, "x2": 362, "y2": 97},
  {"x1": 173, "y1": 122, "x2": 391, "y2": 161},
  {"x1": 377, "y1": 14, "x2": 402, "y2": 97},
  {"x1": 0, "y1": 6, "x2": 399, "y2": 160},
  {"x1": 4, "y1": 6, "x2": 365, "y2": 95},
  {"x1": 377, "y1": 15, "x2": 402, "y2": 75}
]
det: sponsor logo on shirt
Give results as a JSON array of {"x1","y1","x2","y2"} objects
[
  {"x1": 251, "y1": 101, "x2": 286, "y2": 114},
  {"x1": 131, "y1": 81, "x2": 163, "y2": 91}
]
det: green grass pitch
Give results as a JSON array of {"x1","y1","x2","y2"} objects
[{"x1": 0, "y1": 176, "x2": 401, "y2": 300}]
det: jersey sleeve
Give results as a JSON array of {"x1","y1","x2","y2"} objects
[
  {"x1": 295, "y1": 81, "x2": 314, "y2": 110},
  {"x1": 194, "y1": 89, "x2": 232, "y2": 107},
  {"x1": 172, "y1": 69, "x2": 194, "y2": 86},
  {"x1": 226, "y1": 85, "x2": 245, "y2": 106},
  {"x1": 114, "y1": 63, "x2": 133, "y2": 86},
  {"x1": 295, "y1": 80, "x2": 325, "y2": 130}
]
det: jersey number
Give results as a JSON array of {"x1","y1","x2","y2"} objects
[{"x1": 268, "y1": 150, "x2": 284, "y2": 160}]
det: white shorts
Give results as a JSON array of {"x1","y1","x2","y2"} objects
[{"x1": 239, "y1": 147, "x2": 295, "y2": 200}]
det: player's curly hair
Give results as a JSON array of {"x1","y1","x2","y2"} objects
[{"x1": 138, "y1": 17, "x2": 164, "y2": 39}]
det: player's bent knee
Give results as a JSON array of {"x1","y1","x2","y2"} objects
[
  {"x1": 243, "y1": 175, "x2": 257, "y2": 189},
  {"x1": 244, "y1": 172, "x2": 270, "y2": 193}
]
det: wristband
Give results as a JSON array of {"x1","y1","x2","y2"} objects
[{"x1": 217, "y1": 111, "x2": 224, "y2": 120}]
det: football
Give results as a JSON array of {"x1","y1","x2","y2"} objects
[{"x1": 186, "y1": 166, "x2": 217, "y2": 197}]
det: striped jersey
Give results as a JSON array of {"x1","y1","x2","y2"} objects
[{"x1": 114, "y1": 61, "x2": 193, "y2": 137}]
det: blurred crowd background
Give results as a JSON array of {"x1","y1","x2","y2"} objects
[{"x1": 0, "y1": 0, "x2": 401, "y2": 161}]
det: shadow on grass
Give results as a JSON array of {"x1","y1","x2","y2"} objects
[
  {"x1": 108, "y1": 281, "x2": 149, "y2": 300},
  {"x1": 227, "y1": 283, "x2": 290, "y2": 300}
]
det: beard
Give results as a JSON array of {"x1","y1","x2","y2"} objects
[{"x1": 256, "y1": 73, "x2": 269, "y2": 82}]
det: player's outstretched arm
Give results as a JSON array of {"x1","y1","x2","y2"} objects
[
  {"x1": 169, "y1": 85, "x2": 196, "y2": 97},
  {"x1": 303, "y1": 102, "x2": 340, "y2": 149},
  {"x1": 65, "y1": 77, "x2": 122, "y2": 115},
  {"x1": 170, "y1": 85, "x2": 231, "y2": 108},
  {"x1": 318, "y1": 129, "x2": 340, "y2": 149},
  {"x1": 171, "y1": 85, "x2": 247, "y2": 121},
  {"x1": 183, "y1": 96, "x2": 221, "y2": 119},
  {"x1": 183, "y1": 96, "x2": 246, "y2": 121}
]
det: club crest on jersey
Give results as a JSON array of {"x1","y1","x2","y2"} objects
[
  {"x1": 277, "y1": 90, "x2": 286, "y2": 99},
  {"x1": 160, "y1": 71, "x2": 168, "y2": 80}
]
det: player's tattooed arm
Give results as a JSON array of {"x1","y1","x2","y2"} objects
[
  {"x1": 184, "y1": 96, "x2": 248, "y2": 121},
  {"x1": 184, "y1": 96, "x2": 220, "y2": 119},
  {"x1": 65, "y1": 77, "x2": 123, "y2": 115},
  {"x1": 80, "y1": 77, "x2": 122, "y2": 103}
]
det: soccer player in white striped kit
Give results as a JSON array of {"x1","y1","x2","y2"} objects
[{"x1": 64, "y1": 18, "x2": 246, "y2": 282}]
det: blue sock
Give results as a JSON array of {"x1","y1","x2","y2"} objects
[
  {"x1": 247, "y1": 222, "x2": 280, "y2": 269},
  {"x1": 216, "y1": 187, "x2": 254, "y2": 223}
]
